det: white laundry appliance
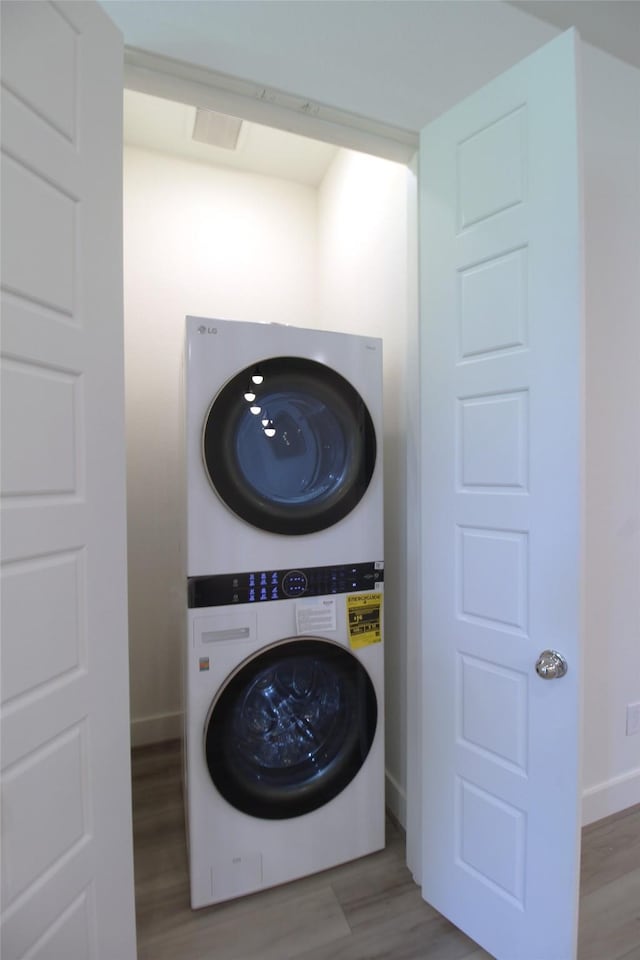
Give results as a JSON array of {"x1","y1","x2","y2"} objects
[
  {"x1": 185, "y1": 317, "x2": 383, "y2": 577},
  {"x1": 184, "y1": 568, "x2": 384, "y2": 908},
  {"x1": 184, "y1": 317, "x2": 385, "y2": 907}
]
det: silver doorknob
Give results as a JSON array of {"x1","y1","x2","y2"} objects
[{"x1": 535, "y1": 650, "x2": 568, "y2": 680}]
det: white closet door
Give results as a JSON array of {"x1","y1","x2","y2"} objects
[
  {"x1": 419, "y1": 30, "x2": 584, "y2": 960},
  {"x1": 1, "y1": 3, "x2": 136, "y2": 958}
]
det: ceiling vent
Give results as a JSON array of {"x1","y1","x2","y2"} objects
[{"x1": 192, "y1": 108, "x2": 243, "y2": 150}]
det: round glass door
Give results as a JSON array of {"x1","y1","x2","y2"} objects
[
  {"x1": 202, "y1": 357, "x2": 376, "y2": 535},
  {"x1": 204, "y1": 638, "x2": 378, "y2": 819}
]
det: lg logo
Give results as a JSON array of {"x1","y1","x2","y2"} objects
[{"x1": 197, "y1": 325, "x2": 217, "y2": 334}]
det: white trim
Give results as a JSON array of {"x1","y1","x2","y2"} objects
[
  {"x1": 131, "y1": 710, "x2": 183, "y2": 747},
  {"x1": 582, "y1": 767, "x2": 640, "y2": 825},
  {"x1": 124, "y1": 46, "x2": 418, "y2": 164},
  {"x1": 385, "y1": 769, "x2": 407, "y2": 829}
]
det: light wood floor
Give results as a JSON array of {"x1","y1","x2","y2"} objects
[{"x1": 132, "y1": 741, "x2": 640, "y2": 960}]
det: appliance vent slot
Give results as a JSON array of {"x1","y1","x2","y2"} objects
[{"x1": 202, "y1": 627, "x2": 251, "y2": 644}]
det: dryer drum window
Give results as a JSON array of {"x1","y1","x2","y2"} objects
[
  {"x1": 205, "y1": 638, "x2": 378, "y2": 819},
  {"x1": 202, "y1": 357, "x2": 376, "y2": 535}
]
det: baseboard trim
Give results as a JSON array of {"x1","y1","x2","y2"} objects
[
  {"x1": 385, "y1": 769, "x2": 407, "y2": 829},
  {"x1": 582, "y1": 766, "x2": 640, "y2": 825},
  {"x1": 130, "y1": 710, "x2": 183, "y2": 748}
]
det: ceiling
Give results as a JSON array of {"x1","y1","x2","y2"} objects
[
  {"x1": 118, "y1": 1, "x2": 639, "y2": 184},
  {"x1": 506, "y1": 1, "x2": 640, "y2": 69},
  {"x1": 123, "y1": 90, "x2": 339, "y2": 187}
]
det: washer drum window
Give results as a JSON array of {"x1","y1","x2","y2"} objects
[
  {"x1": 202, "y1": 357, "x2": 377, "y2": 535},
  {"x1": 204, "y1": 638, "x2": 378, "y2": 820}
]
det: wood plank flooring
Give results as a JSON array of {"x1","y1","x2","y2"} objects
[{"x1": 132, "y1": 741, "x2": 640, "y2": 960}]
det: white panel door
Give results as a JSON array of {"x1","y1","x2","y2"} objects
[
  {"x1": 419, "y1": 31, "x2": 583, "y2": 960},
  {"x1": 0, "y1": 3, "x2": 136, "y2": 959}
]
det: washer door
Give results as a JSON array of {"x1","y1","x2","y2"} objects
[
  {"x1": 202, "y1": 357, "x2": 376, "y2": 535},
  {"x1": 204, "y1": 638, "x2": 378, "y2": 820}
]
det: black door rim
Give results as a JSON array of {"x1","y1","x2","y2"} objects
[
  {"x1": 204, "y1": 637, "x2": 378, "y2": 820},
  {"x1": 202, "y1": 356, "x2": 377, "y2": 535}
]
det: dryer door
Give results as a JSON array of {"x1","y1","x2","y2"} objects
[
  {"x1": 204, "y1": 637, "x2": 377, "y2": 819},
  {"x1": 202, "y1": 357, "x2": 376, "y2": 535}
]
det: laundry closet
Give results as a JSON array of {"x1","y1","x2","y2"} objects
[
  {"x1": 122, "y1": 39, "x2": 640, "y2": 852},
  {"x1": 3, "y1": 2, "x2": 639, "y2": 955},
  {"x1": 122, "y1": 88, "x2": 413, "y2": 826}
]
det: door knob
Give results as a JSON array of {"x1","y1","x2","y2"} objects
[{"x1": 535, "y1": 650, "x2": 568, "y2": 680}]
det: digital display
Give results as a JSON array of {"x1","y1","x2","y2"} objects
[{"x1": 188, "y1": 562, "x2": 383, "y2": 609}]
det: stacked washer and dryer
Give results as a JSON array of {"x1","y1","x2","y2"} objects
[{"x1": 184, "y1": 316, "x2": 384, "y2": 909}]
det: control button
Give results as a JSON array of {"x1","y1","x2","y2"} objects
[{"x1": 282, "y1": 570, "x2": 308, "y2": 597}]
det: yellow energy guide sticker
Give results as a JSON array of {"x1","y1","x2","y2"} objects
[{"x1": 347, "y1": 592, "x2": 382, "y2": 649}]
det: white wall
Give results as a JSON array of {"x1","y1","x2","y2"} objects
[
  {"x1": 582, "y1": 47, "x2": 640, "y2": 822},
  {"x1": 315, "y1": 149, "x2": 411, "y2": 821},
  {"x1": 124, "y1": 146, "x2": 318, "y2": 744}
]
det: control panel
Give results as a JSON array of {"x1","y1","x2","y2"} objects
[{"x1": 188, "y1": 561, "x2": 383, "y2": 608}]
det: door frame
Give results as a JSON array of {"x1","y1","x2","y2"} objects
[{"x1": 123, "y1": 46, "x2": 418, "y2": 164}]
